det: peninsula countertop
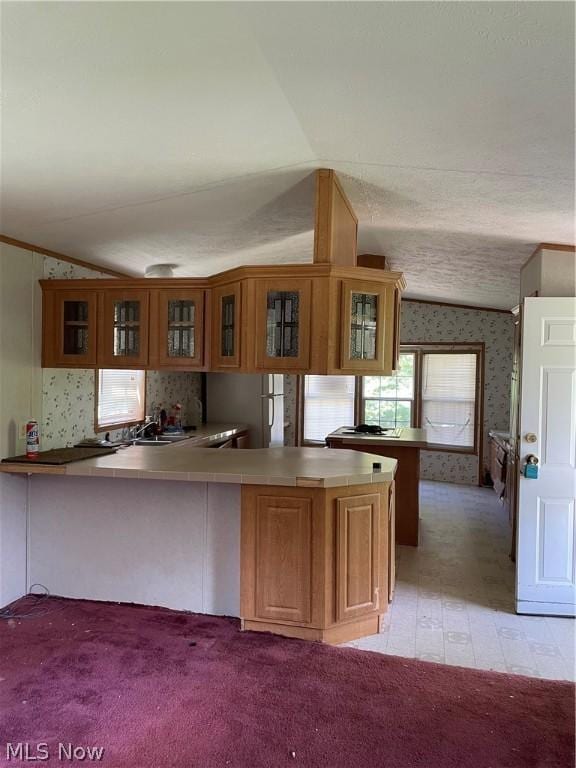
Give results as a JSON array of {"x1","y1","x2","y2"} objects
[{"x1": 0, "y1": 442, "x2": 397, "y2": 488}]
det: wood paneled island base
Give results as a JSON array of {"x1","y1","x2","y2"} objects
[
  {"x1": 241, "y1": 481, "x2": 395, "y2": 645},
  {"x1": 326, "y1": 428, "x2": 428, "y2": 546}
]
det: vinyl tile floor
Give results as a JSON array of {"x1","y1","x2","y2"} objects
[{"x1": 343, "y1": 481, "x2": 576, "y2": 681}]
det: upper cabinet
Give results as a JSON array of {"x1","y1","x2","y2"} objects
[
  {"x1": 42, "y1": 288, "x2": 97, "y2": 368},
  {"x1": 339, "y1": 279, "x2": 400, "y2": 373},
  {"x1": 254, "y1": 279, "x2": 312, "y2": 371},
  {"x1": 39, "y1": 169, "x2": 405, "y2": 374},
  {"x1": 211, "y1": 282, "x2": 242, "y2": 370},
  {"x1": 98, "y1": 288, "x2": 150, "y2": 368},
  {"x1": 150, "y1": 288, "x2": 205, "y2": 369}
]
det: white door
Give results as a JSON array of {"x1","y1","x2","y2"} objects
[{"x1": 516, "y1": 297, "x2": 576, "y2": 616}]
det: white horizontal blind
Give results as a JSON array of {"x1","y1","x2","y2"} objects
[
  {"x1": 303, "y1": 375, "x2": 355, "y2": 443},
  {"x1": 421, "y1": 354, "x2": 477, "y2": 448},
  {"x1": 97, "y1": 369, "x2": 145, "y2": 428}
]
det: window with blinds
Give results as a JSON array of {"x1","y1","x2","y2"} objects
[
  {"x1": 421, "y1": 353, "x2": 477, "y2": 448},
  {"x1": 362, "y1": 352, "x2": 416, "y2": 428},
  {"x1": 303, "y1": 375, "x2": 355, "y2": 443},
  {"x1": 96, "y1": 369, "x2": 146, "y2": 429}
]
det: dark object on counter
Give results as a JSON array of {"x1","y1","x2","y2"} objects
[
  {"x1": 372, "y1": 462, "x2": 382, "y2": 472},
  {"x1": 353, "y1": 424, "x2": 385, "y2": 435},
  {"x1": 2, "y1": 446, "x2": 117, "y2": 465}
]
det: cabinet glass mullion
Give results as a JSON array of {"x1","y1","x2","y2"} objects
[
  {"x1": 350, "y1": 293, "x2": 378, "y2": 360},
  {"x1": 167, "y1": 299, "x2": 196, "y2": 358},
  {"x1": 113, "y1": 300, "x2": 140, "y2": 357},
  {"x1": 266, "y1": 290, "x2": 299, "y2": 358},
  {"x1": 221, "y1": 295, "x2": 236, "y2": 357}
]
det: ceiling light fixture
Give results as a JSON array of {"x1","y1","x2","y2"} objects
[{"x1": 144, "y1": 264, "x2": 178, "y2": 278}]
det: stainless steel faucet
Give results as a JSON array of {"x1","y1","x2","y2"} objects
[{"x1": 127, "y1": 418, "x2": 158, "y2": 443}]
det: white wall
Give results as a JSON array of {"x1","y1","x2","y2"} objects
[
  {"x1": 0, "y1": 243, "x2": 43, "y2": 606},
  {"x1": 28, "y1": 476, "x2": 240, "y2": 615},
  {"x1": 520, "y1": 248, "x2": 576, "y2": 300}
]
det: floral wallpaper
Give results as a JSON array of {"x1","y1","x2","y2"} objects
[
  {"x1": 41, "y1": 369, "x2": 203, "y2": 449},
  {"x1": 40, "y1": 256, "x2": 203, "y2": 449},
  {"x1": 401, "y1": 301, "x2": 513, "y2": 484},
  {"x1": 284, "y1": 300, "x2": 514, "y2": 486},
  {"x1": 43, "y1": 257, "x2": 111, "y2": 280}
]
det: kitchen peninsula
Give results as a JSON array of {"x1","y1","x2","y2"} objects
[{"x1": 0, "y1": 443, "x2": 397, "y2": 644}]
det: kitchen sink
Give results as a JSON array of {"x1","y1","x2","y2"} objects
[
  {"x1": 133, "y1": 438, "x2": 173, "y2": 446},
  {"x1": 133, "y1": 433, "x2": 193, "y2": 446}
]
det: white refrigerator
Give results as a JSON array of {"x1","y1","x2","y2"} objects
[{"x1": 205, "y1": 373, "x2": 285, "y2": 448}]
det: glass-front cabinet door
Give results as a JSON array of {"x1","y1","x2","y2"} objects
[
  {"x1": 212, "y1": 282, "x2": 242, "y2": 369},
  {"x1": 45, "y1": 289, "x2": 98, "y2": 367},
  {"x1": 99, "y1": 289, "x2": 149, "y2": 368},
  {"x1": 255, "y1": 279, "x2": 311, "y2": 370},
  {"x1": 340, "y1": 280, "x2": 391, "y2": 373},
  {"x1": 155, "y1": 289, "x2": 204, "y2": 369}
]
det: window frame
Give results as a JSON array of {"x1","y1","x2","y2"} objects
[
  {"x1": 415, "y1": 347, "x2": 483, "y2": 455},
  {"x1": 297, "y1": 343, "x2": 484, "y2": 456},
  {"x1": 94, "y1": 369, "x2": 147, "y2": 433},
  {"x1": 359, "y1": 351, "x2": 420, "y2": 431}
]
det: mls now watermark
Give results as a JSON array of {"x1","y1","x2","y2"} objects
[{"x1": 5, "y1": 743, "x2": 105, "y2": 761}]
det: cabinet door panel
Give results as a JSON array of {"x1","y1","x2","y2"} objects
[
  {"x1": 46, "y1": 290, "x2": 98, "y2": 367},
  {"x1": 336, "y1": 493, "x2": 380, "y2": 620},
  {"x1": 255, "y1": 279, "x2": 312, "y2": 370},
  {"x1": 388, "y1": 483, "x2": 396, "y2": 602},
  {"x1": 254, "y1": 496, "x2": 312, "y2": 623},
  {"x1": 212, "y1": 283, "x2": 241, "y2": 369},
  {"x1": 98, "y1": 289, "x2": 149, "y2": 368},
  {"x1": 155, "y1": 289, "x2": 204, "y2": 369},
  {"x1": 340, "y1": 280, "x2": 392, "y2": 373}
]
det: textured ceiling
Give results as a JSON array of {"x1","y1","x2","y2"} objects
[{"x1": 1, "y1": 2, "x2": 574, "y2": 308}]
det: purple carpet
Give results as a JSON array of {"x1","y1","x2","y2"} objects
[{"x1": 0, "y1": 597, "x2": 573, "y2": 767}]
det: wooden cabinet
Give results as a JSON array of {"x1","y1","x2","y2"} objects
[
  {"x1": 211, "y1": 282, "x2": 242, "y2": 370},
  {"x1": 490, "y1": 436, "x2": 507, "y2": 499},
  {"x1": 253, "y1": 495, "x2": 313, "y2": 624},
  {"x1": 254, "y1": 278, "x2": 312, "y2": 371},
  {"x1": 98, "y1": 288, "x2": 150, "y2": 368},
  {"x1": 42, "y1": 288, "x2": 97, "y2": 367},
  {"x1": 40, "y1": 265, "x2": 404, "y2": 374},
  {"x1": 241, "y1": 482, "x2": 391, "y2": 644},
  {"x1": 339, "y1": 279, "x2": 396, "y2": 373},
  {"x1": 233, "y1": 433, "x2": 250, "y2": 449},
  {"x1": 335, "y1": 493, "x2": 380, "y2": 621},
  {"x1": 151, "y1": 288, "x2": 205, "y2": 369},
  {"x1": 388, "y1": 482, "x2": 396, "y2": 602}
]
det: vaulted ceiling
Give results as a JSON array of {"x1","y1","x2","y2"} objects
[{"x1": 1, "y1": 2, "x2": 574, "y2": 309}]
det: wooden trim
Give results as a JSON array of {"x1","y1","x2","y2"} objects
[
  {"x1": 528, "y1": 242, "x2": 576, "y2": 258},
  {"x1": 39, "y1": 265, "x2": 406, "y2": 290},
  {"x1": 402, "y1": 297, "x2": 512, "y2": 315},
  {"x1": 478, "y1": 346, "x2": 486, "y2": 487},
  {"x1": 313, "y1": 169, "x2": 358, "y2": 266},
  {"x1": 357, "y1": 254, "x2": 387, "y2": 270},
  {"x1": 0, "y1": 234, "x2": 132, "y2": 279}
]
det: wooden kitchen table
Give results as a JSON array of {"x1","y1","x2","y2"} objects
[{"x1": 326, "y1": 428, "x2": 431, "y2": 546}]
